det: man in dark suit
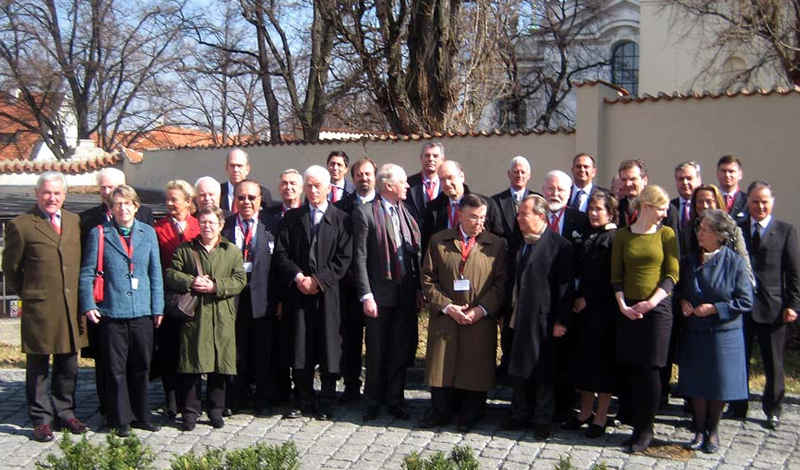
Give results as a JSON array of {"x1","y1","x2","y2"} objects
[
  {"x1": 78, "y1": 167, "x2": 154, "y2": 421},
  {"x1": 671, "y1": 161, "x2": 702, "y2": 231},
  {"x1": 222, "y1": 180, "x2": 279, "y2": 415},
  {"x1": 406, "y1": 142, "x2": 446, "y2": 226},
  {"x1": 326, "y1": 151, "x2": 355, "y2": 203},
  {"x1": 335, "y1": 158, "x2": 378, "y2": 402},
  {"x1": 617, "y1": 159, "x2": 679, "y2": 232},
  {"x1": 219, "y1": 148, "x2": 273, "y2": 211},
  {"x1": 423, "y1": 160, "x2": 503, "y2": 253},
  {"x1": 568, "y1": 153, "x2": 607, "y2": 213},
  {"x1": 352, "y1": 163, "x2": 422, "y2": 421},
  {"x1": 265, "y1": 169, "x2": 304, "y2": 219},
  {"x1": 273, "y1": 165, "x2": 352, "y2": 421},
  {"x1": 728, "y1": 181, "x2": 799, "y2": 429},
  {"x1": 3, "y1": 172, "x2": 88, "y2": 442},
  {"x1": 502, "y1": 193, "x2": 573, "y2": 439},
  {"x1": 717, "y1": 155, "x2": 749, "y2": 223}
]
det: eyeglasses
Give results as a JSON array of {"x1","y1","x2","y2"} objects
[
  {"x1": 465, "y1": 215, "x2": 486, "y2": 223},
  {"x1": 236, "y1": 195, "x2": 259, "y2": 201},
  {"x1": 199, "y1": 220, "x2": 220, "y2": 226}
]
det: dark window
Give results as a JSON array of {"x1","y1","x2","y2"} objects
[{"x1": 611, "y1": 41, "x2": 639, "y2": 95}]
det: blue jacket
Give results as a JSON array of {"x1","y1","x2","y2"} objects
[
  {"x1": 79, "y1": 220, "x2": 164, "y2": 319},
  {"x1": 680, "y1": 246, "x2": 753, "y2": 332}
]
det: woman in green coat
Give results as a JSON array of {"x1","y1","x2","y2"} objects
[{"x1": 165, "y1": 206, "x2": 246, "y2": 431}]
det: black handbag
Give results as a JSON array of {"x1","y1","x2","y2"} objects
[{"x1": 165, "y1": 250, "x2": 203, "y2": 321}]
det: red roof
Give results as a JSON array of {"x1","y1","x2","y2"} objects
[
  {"x1": 0, "y1": 91, "x2": 58, "y2": 161},
  {"x1": 106, "y1": 125, "x2": 256, "y2": 151}
]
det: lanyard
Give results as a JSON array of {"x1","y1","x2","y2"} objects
[
  {"x1": 449, "y1": 203, "x2": 459, "y2": 228},
  {"x1": 458, "y1": 236, "x2": 476, "y2": 277},
  {"x1": 238, "y1": 217, "x2": 256, "y2": 260},
  {"x1": 118, "y1": 234, "x2": 134, "y2": 273}
]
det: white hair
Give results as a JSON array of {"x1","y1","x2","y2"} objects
[
  {"x1": 509, "y1": 156, "x2": 531, "y2": 172},
  {"x1": 377, "y1": 163, "x2": 407, "y2": 193},
  {"x1": 544, "y1": 169, "x2": 572, "y2": 187},
  {"x1": 36, "y1": 171, "x2": 68, "y2": 192},
  {"x1": 194, "y1": 176, "x2": 221, "y2": 192},
  {"x1": 304, "y1": 165, "x2": 331, "y2": 186},
  {"x1": 96, "y1": 167, "x2": 126, "y2": 185}
]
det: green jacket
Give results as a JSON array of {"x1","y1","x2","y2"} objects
[{"x1": 165, "y1": 237, "x2": 246, "y2": 374}]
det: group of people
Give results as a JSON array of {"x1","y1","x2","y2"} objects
[{"x1": 3, "y1": 144, "x2": 798, "y2": 456}]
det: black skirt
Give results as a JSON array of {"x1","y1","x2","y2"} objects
[
  {"x1": 615, "y1": 296, "x2": 673, "y2": 367},
  {"x1": 570, "y1": 298, "x2": 617, "y2": 393}
]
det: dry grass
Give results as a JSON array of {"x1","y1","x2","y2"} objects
[{"x1": 0, "y1": 343, "x2": 95, "y2": 368}]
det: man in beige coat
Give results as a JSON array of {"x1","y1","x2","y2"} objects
[
  {"x1": 420, "y1": 193, "x2": 507, "y2": 431},
  {"x1": 3, "y1": 171, "x2": 88, "y2": 442}
]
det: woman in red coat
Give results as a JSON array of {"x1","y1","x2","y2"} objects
[{"x1": 152, "y1": 180, "x2": 201, "y2": 419}]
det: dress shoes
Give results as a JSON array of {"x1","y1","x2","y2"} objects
[
  {"x1": 704, "y1": 432, "x2": 720, "y2": 454},
  {"x1": 210, "y1": 416, "x2": 225, "y2": 429},
  {"x1": 339, "y1": 389, "x2": 361, "y2": 403},
  {"x1": 132, "y1": 421, "x2": 160, "y2": 432},
  {"x1": 686, "y1": 432, "x2": 705, "y2": 451},
  {"x1": 283, "y1": 408, "x2": 304, "y2": 419},
  {"x1": 181, "y1": 420, "x2": 196, "y2": 432},
  {"x1": 254, "y1": 405, "x2": 275, "y2": 417},
  {"x1": 630, "y1": 431, "x2": 653, "y2": 453},
  {"x1": 316, "y1": 405, "x2": 333, "y2": 421},
  {"x1": 722, "y1": 408, "x2": 746, "y2": 420},
  {"x1": 363, "y1": 406, "x2": 379, "y2": 421},
  {"x1": 221, "y1": 407, "x2": 233, "y2": 418},
  {"x1": 500, "y1": 418, "x2": 528, "y2": 431},
  {"x1": 621, "y1": 433, "x2": 639, "y2": 447},
  {"x1": 33, "y1": 424, "x2": 54, "y2": 442},
  {"x1": 562, "y1": 413, "x2": 593, "y2": 431},
  {"x1": 116, "y1": 425, "x2": 132, "y2": 438},
  {"x1": 57, "y1": 417, "x2": 88, "y2": 435},
  {"x1": 533, "y1": 423, "x2": 551, "y2": 440},
  {"x1": 766, "y1": 415, "x2": 780, "y2": 430},
  {"x1": 388, "y1": 406, "x2": 410, "y2": 420},
  {"x1": 419, "y1": 410, "x2": 449, "y2": 429},
  {"x1": 585, "y1": 422, "x2": 607, "y2": 438}
]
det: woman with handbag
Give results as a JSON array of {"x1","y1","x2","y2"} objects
[
  {"x1": 152, "y1": 180, "x2": 201, "y2": 420},
  {"x1": 79, "y1": 185, "x2": 164, "y2": 437},
  {"x1": 165, "y1": 206, "x2": 246, "y2": 430}
]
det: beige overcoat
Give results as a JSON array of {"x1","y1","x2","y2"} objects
[
  {"x1": 421, "y1": 228, "x2": 507, "y2": 391},
  {"x1": 2, "y1": 208, "x2": 87, "y2": 354}
]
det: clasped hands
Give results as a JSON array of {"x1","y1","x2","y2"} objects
[
  {"x1": 295, "y1": 273, "x2": 320, "y2": 295},
  {"x1": 444, "y1": 304, "x2": 484, "y2": 325},
  {"x1": 680, "y1": 300, "x2": 716, "y2": 317},
  {"x1": 191, "y1": 274, "x2": 217, "y2": 294},
  {"x1": 619, "y1": 299, "x2": 656, "y2": 320}
]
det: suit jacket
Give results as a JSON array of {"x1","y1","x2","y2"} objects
[
  {"x1": 352, "y1": 198, "x2": 421, "y2": 308},
  {"x1": 406, "y1": 172, "x2": 440, "y2": 227},
  {"x1": 421, "y1": 228, "x2": 507, "y2": 390},
  {"x1": 552, "y1": 207, "x2": 590, "y2": 246},
  {"x1": 78, "y1": 220, "x2": 164, "y2": 319},
  {"x1": 3, "y1": 207, "x2": 87, "y2": 354},
  {"x1": 423, "y1": 186, "x2": 503, "y2": 254},
  {"x1": 80, "y1": 203, "x2": 154, "y2": 247},
  {"x1": 273, "y1": 203, "x2": 352, "y2": 371},
  {"x1": 491, "y1": 188, "x2": 529, "y2": 242},
  {"x1": 726, "y1": 190, "x2": 749, "y2": 223},
  {"x1": 328, "y1": 179, "x2": 355, "y2": 202},
  {"x1": 222, "y1": 212, "x2": 279, "y2": 319},
  {"x1": 740, "y1": 217, "x2": 800, "y2": 324},
  {"x1": 220, "y1": 182, "x2": 273, "y2": 212},
  {"x1": 568, "y1": 184, "x2": 608, "y2": 212},
  {"x1": 508, "y1": 229, "x2": 574, "y2": 382}
]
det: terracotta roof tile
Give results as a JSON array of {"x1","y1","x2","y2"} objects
[
  {"x1": 603, "y1": 85, "x2": 800, "y2": 105},
  {"x1": 0, "y1": 91, "x2": 60, "y2": 161},
  {"x1": 0, "y1": 150, "x2": 127, "y2": 175}
]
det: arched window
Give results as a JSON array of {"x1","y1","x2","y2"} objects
[{"x1": 611, "y1": 41, "x2": 639, "y2": 95}]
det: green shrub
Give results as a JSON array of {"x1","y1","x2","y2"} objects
[
  {"x1": 170, "y1": 442, "x2": 299, "y2": 470},
  {"x1": 36, "y1": 432, "x2": 155, "y2": 470},
  {"x1": 403, "y1": 446, "x2": 480, "y2": 470},
  {"x1": 554, "y1": 456, "x2": 574, "y2": 470}
]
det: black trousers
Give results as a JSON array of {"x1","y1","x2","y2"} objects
[
  {"x1": 627, "y1": 364, "x2": 661, "y2": 437},
  {"x1": 730, "y1": 317, "x2": 786, "y2": 416},
  {"x1": 231, "y1": 288, "x2": 275, "y2": 406},
  {"x1": 510, "y1": 375, "x2": 555, "y2": 425},
  {"x1": 182, "y1": 373, "x2": 227, "y2": 423},
  {"x1": 26, "y1": 353, "x2": 78, "y2": 426},
  {"x1": 363, "y1": 305, "x2": 417, "y2": 408},
  {"x1": 430, "y1": 387, "x2": 486, "y2": 424},
  {"x1": 100, "y1": 316, "x2": 154, "y2": 427},
  {"x1": 339, "y1": 285, "x2": 364, "y2": 392},
  {"x1": 293, "y1": 369, "x2": 337, "y2": 409},
  {"x1": 152, "y1": 315, "x2": 182, "y2": 415}
]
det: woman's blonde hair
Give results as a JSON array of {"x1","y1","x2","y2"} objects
[
  {"x1": 165, "y1": 179, "x2": 197, "y2": 213},
  {"x1": 111, "y1": 185, "x2": 140, "y2": 209},
  {"x1": 632, "y1": 184, "x2": 669, "y2": 211}
]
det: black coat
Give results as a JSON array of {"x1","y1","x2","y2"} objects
[
  {"x1": 740, "y1": 217, "x2": 800, "y2": 324},
  {"x1": 406, "y1": 172, "x2": 439, "y2": 230},
  {"x1": 508, "y1": 229, "x2": 574, "y2": 381},
  {"x1": 273, "y1": 204, "x2": 352, "y2": 371},
  {"x1": 727, "y1": 190, "x2": 749, "y2": 223},
  {"x1": 222, "y1": 212, "x2": 279, "y2": 319}
]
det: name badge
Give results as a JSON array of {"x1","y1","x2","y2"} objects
[
  {"x1": 268, "y1": 241, "x2": 275, "y2": 254},
  {"x1": 243, "y1": 262, "x2": 253, "y2": 273},
  {"x1": 131, "y1": 278, "x2": 139, "y2": 290},
  {"x1": 453, "y1": 279, "x2": 470, "y2": 292}
]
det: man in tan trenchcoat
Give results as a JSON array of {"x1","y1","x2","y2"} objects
[
  {"x1": 3, "y1": 171, "x2": 88, "y2": 442},
  {"x1": 420, "y1": 193, "x2": 507, "y2": 432}
]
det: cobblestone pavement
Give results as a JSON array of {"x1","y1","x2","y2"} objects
[{"x1": 1, "y1": 369, "x2": 798, "y2": 470}]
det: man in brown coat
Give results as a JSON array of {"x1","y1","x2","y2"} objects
[
  {"x1": 420, "y1": 193, "x2": 507, "y2": 431},
  {"x1": 3, "y1": 171, "x2": 88, "y2": 442}
]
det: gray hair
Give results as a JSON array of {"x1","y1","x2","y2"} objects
[
  {"x1": 304, "y1": 165, "x2": 331, "y2": 186},
  {"x1": 509, "y1": 156, "x2": 531, "y2": 172},
  {"x1": 674, "y1": 160, "x2": 702, "y2": 178},
  {"x1": 522, "y1": 193, "x2": 548, "y2": 217},
  {"x1": 701, "y1": 209, "x2": 737, "y2": 246},
  {"x1": 96, "y1": 167, "x2": 125, "y2": 185},
  {"x1": 543, "y1": 169, "x2": 572, "y2": 187},
  {"x1": 194, "y1": 176, "x2": 221, "y2": 192},
  {"x1": 377, "y1": 163, "x2": 407, "y2": 193},
  {"x1": 280, "y1": 168, "x2": 302, "y2": 178},
  {"x1": 36, "y1": 171, "x2": 68, "y2": 192},
  {"x1": 420, "y1": 142, "x2": 445, "y2": 157},
  {"x1": 227, "y1": 147, "x2": 249, "y2": 164}
]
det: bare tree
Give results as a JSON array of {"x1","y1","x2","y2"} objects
[
  {"x1": 0, "y1": 0, "x2": 190, "y2": 159},
  {"x1": 669, "y1": 0, "x2": 799, "y2": 88}
]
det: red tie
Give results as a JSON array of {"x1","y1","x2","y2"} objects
[
  {"x1": 331, "y1": 186, "x2": 339, "y2": 203},
  {"x1": 50, "y1": 214, "x2": 61, "y2": 235},
  {"x1": 549, "y1": 210, "x2": 563, "y2": 233},
  {"x1": 725, "y1": 194, "x2": 734, "y2": 212},
  {"x1": 424, "y1": 180, "x2": 435, "y2": 202}
]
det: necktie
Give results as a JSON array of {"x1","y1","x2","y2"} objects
[
  {"x1": 549, "y1": 210, "x2": 562, "y2": 233},
  {"x1": 424, "y1": 180, "x2": 436, "y2": 202},
  {"x1": 50, "y1": 213, "x2": 61, "y2": 235},
  {"x1": 570, "y1": 189, "x2": 583, "y2": 210},
  {"x1": 449, "y1": 202, "x2": 458, "y2": 228},
  {"x1": 752, "y1": 223, "x2": 761, "y2": 252},
  {"x1": 331, "y1": 186, "x2": 339, "y2": 203},
  {"x1": 725, "y1": 194, "x2": 734, "y2": 212},
  {"x1": 681, "y1": 201, "x2": 690, "y2": 229}
]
